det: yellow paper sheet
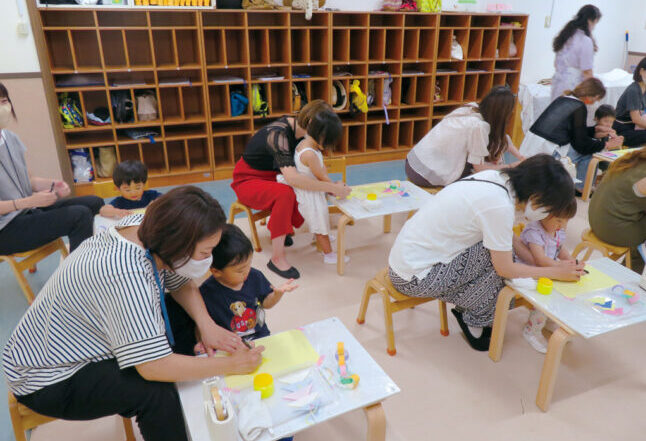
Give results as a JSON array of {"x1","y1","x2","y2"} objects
[
  {"x1": 553, "y1": 266, "x2": 619, "y2": 299},
  {"x1": 347, "y1": 181, "x2": 404, "y2": 200},
  {"x1": 222, "y1": 329, "x2": 319, "y2": 389}
]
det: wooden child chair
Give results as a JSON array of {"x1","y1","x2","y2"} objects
[
  {"x1": 229, "y1": 157, "x2": 347, "y2": 252},
  {"x1": 93, "y1": 180, "x2": 120, "y2": 199},
  {"x1": 572, "y1": 228, "x2": 632, "y2": 269},
  {"x1": 9, "y1": 392, "x2": 135, "y2": 441},
  {"x1": 0, "y1": 238, "x2": 68, "y2": 304},
  {"x1": 356, "y1": 267, "x2": 449, "y2": 356}
]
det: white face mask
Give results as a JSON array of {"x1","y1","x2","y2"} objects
[
  {"x1": 524, "y1": 202, "x2": 549, "y2": 222},
  {"x1": 173, "y1": 255, "x2": 213, "y2": 280},
  {"x1": 0, "y1": 103, "x2": 13, "y2": 129}
]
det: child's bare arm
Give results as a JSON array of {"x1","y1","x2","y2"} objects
[
  {"x1": 528, "y1": 243, "x2": 560, "y2": 267},
  {"x1": 262, "y1": 279, "x2": 298, "y2": 309},
  {"x1": 558, "y1": 247, "x2": 574, "y2": 262},
  {"x1": 506, "y1": 136, "x2": 525, "y2": 161},
  {"x1": 100, "y1": 204, "x2": 131, "y2": 219},
  {"x1": 300, "y1": 150, "x2": 332, "y2": 183}
]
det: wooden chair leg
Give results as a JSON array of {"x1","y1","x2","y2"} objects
[
  {"x1": 122, "y1": 417, "x2": 135, "y2": 441},
  {"x1": 438, "y1": 300, "x2": 449, "y2": 336},
  {"x1": 58, "y1": 238, "x2": 69, "y2": 259},
  {"x1": 227, "y1": 205, "x2": 238, "y2": 224},
  {"x1": 243, "y1": 208, "x2": 262, "y2": 252},
  {"x1": 8, "y1": 393, "x2": 28, "y2": 441},
  {"x1": 488, "y1": 286, "x2": 517, "y2": 362},
  {"x1": 336, "y1": 215, "x2": 352, "y2": 276},
  {"x1": 7, "y1": 259, "x2": 36, "y2": 304},
  {"x1": 357, "y1": 281, "x2": 377, "y2": 325},
  {"x1": 364, "y1": 402, "x2": 386, "y2": 441},
  {"x1": 383, "y1": 214, "x2": 392, "y2": 234},
  {"x1": 624, "y1": 251, "x2": 632, "y2": 270},
  {"x1": 381, "y1": 290, "x2": 396, "y2": 356},
  {"x1": 536, "y1": 327, "x2": 572, "y2": 412},
  {"x1": 581, "y1": 157, "x2": 600, "y2": 202}
]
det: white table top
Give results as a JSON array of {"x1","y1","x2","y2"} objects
[
  {"x1": 328, "y1": 180, "x2": 433, "y2": 221},
  {"x1": 509, "y1": 258, "x2": 646, "y2": 339},
  {"x1": 177, "y1": 317, "x2": 400, "y2": 441}
]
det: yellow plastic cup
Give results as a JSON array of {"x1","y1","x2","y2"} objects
[
  {"x1": 253, "y1": 373, "x2": 274, "y2": 399},
  {"x1": 366, "y1": 193, "x2": 377, "y2": 201},
  {"x1": 536, "y1": 277, "x2": 553, "y2": 295}
]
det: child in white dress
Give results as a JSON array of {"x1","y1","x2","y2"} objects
[{"x1": 290, "y1": 135, "x2": 349, "y2": 264}]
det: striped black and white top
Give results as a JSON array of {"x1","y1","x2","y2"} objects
[{"x1": 2, "y1": 215, "x2": 190, "y2": 396}]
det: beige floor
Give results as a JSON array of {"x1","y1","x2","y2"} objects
[{"x1": 30, "y1": 199, "x2": 646, "y2": 441}]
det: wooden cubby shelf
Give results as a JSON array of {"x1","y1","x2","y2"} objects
[{"x1": 35, "y1": 7, "x2": 527, "y2": 193}]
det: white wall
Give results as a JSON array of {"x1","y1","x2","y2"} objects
[{"x1": 0, "y1": 0, "x2": 40, "y2": 73}]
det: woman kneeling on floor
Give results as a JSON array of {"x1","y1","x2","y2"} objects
[{"x1": 388, "y1": 155, "x2": 585, "y2": 351}]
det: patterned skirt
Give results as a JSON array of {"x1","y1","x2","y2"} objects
[{"x1": 389, "y1": 242, "x2": 504, "y2": 327}]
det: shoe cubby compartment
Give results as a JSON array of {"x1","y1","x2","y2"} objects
[
  {"x1": 224, "y1": 30, "x2": 248, "y2": 67},
  {"x1": 466, "y1": 60, "x2": 493, "y2": 73},
  {"x1": 367, "y1": 108, "x2": 389, "y2": 124},
  {"x1": 70, "y1": 30, "x2": 101, "y2": 70},
  {"x1": 58, "y1": 91, "x2": 85, "y2": 129},
  {"x1": 45, "y1": 31, "x2": 74, "y2": 72},
  {"x1": 152, "y1": 30, "x2": 176, "y2": 68},
  {"x1": 66, "y1": 129, "x2": 114, "y2": 148},
  {"x1": 366, "y1": 123, "x2": 382, "y2": 152},
  {"x1": 247, "y1": 11, "x2": 288, "y2": 28},
  {"x1": 436, "y1": 60, "x2": 464, "y2": 74},
  {"x1": 437, "y1": 29, "x2": 452, "y2": 60},
  {"x1": 405, "y1": 13, "x2": 437, "y2": 28},
  {"x1": 177, "y1": 86, "x2": 205, "y2": 121},
  {"x1": 493, "y1": 72, "x2": 506, "y2": 87},
  {"x1": 440, "y1": 15, "x2": 469, "y2": 28},
  {"x1": 403, "y1": 29, "x2": 420, "y2": 61},
  {"x1": 42, "y1": 10, "x2": 95, "y2": 28},
  {"x1": 248, "y1": 29, "x2": 269, "y2": 65},
  {"x1": 398, "y1": 121, "x2": 414, "y2": 149},
  {"x1": 434, "y1": 75, "x2": 448, "y2": 103},
  {"x1": 447, "y1": 74, "x2": 465, "y2": 103},
  {"x1": 291, "y1": 29, "x2": 309, "y2": 64},
  {"x1": 212, "y1": 120, "x2": 252, "y2": 136},
  {"x1": 385, "y1": 29, "x2": 403, "y2": 61},
  {"x1": 54, "y1": 73, "x2": 105, "y2": 91},
  {"x1": 82, "y1": 90, "x2": 111, "y2": 126},
  {"x1": 269, "y1": 30, "x2": 290, "y2": 64},
  {"x1": 164, "y1": 122, "x2": 206, "y2": 141},
  {"x1": 366, "y1": 78, "x2": 384, "y2": 110},
  {"x1": 166, "y1": 139, "x2": 189, "y2": 173},
  {"x1": 310, "y1": 29, "x2": 329, "y2": 63},
  {"x1": 291, "y1": 12, "x2": 328, "y2": 28},
  {"x1": 203, "y1": 11, "x2": 245, "y2": 28},
  {"x1": 334, "y1": 64, "x2": 366, "y2": 78},
  {"x1": 481, "y1": 29, "x2": 498, "y2": 58},
  {"x1": 176, "y1": 30, "x2": 201, "y2": 68},
  {"x1": 209, "y1": 85, "x2": 230, "y2": 120},
  {"x1": 125, "y1": 30, "x2": 154, "y2": 69},
  {"x1": 204, "y1": 29, "x2": 226, "y2": 67},
  {"x1": 158, "y1": 69, "x2": 203, "y2": 86},
  {"x1": 471, "y1": 15, "x2": 499, "y2": 28},
  {"x1": 400, "y1": 107, "x2": 429, "y2": 120},
  {"x1": 453, "y1": 29, "x2": 468, "y2": 58},
  {"x1": 348, "y1": 124, "x2": 366, "y2": 154},
  {"x1": 371, "y1": 13, "x2": 404, "y2": 27},
  {"x1": 333, "y1": 13, "x2": 369, "y2": 28},
  {"x1": 293, "y1": 65, "x2": 327, "y2": 81},
  {"x1": 187, "y1": 137, "x2": 211, "y2": 172},
  {"x1": 463, "y1": 74, "x2": 478, "y2": 102},
  {"x1": 506, "y1": 72, "x2": 520, "y2": 90},
  {"x1": 150, "y1": 11, "x2": 197, "y2": 28},
  {"x1": 381, "y1": 122, "x2": 398, "y2": 150},
  {"x1": 477, "y1": 73, "x2": 493, "y2": 99},
  {"x1": 413, "y1": 120, "x2": 429, "y2": 144},
  {"x1": 418, "y1": 29, "x2": 436, "y2": 60},
  {"x1": 334, "y1": 125, "x2": 349, "y2": 154},
  {"x1": 511, "y1": 29, "x2": 526, "y2": 59},
  {"x1": 333, "y1": 29, "x2": 350, "y2": 63},
  {"x1": 494, "y1": 60, "x2": 520, "y2": 73},
  {"x1": 369, "y1": 29, "x2": 386, "y2": 61},
  {"x1": 467, "y1": 29, "x2": 483, "y2": 59},
  {"x1": 251, "y1": 66, "x2": 289, "y2": 81},
  {"x1": 212, "y1": 136, "x2": 234, "y2": 167},
  {"x1": 310, "y1": 80, "x2": 329, "y2": 103},
  {"x1": 350, "y1": 29, "x2": 369, "y2": 62},
  {"x1": 232, "y1": 134, "x2": 251, "y2": 162},
  {"x1": 141, "y1": 141, "x2": 167, "y2": 176},
  {"x1": 500, "y1": 15, "x2": 528, "y2": 28},
  {"x1": 268, "y1": 82, "x2": 291, "y2": 116},
  {"x1": 370, "y1": 62, "x2": 400, "y2": 76},
  {"x1": 400, "y1": 76, "x2": 417, "y2": 106},
  {"x1": 497, "y1": 29, "x2": 512, "y2": 58},
  {"x1": 116, "y1": 124, "x2": 162, "y2": 144},
  {"x1": 100, "y1": 30, "x2": 126, "y2": 69},
  {"x1": 414, "y1": 76, "x2": 433, "y2": 105},
  {"x1": 117, "y1": 143, "x2": 142, "y2": 163},
  {"x1": 97, "y1": 11, "x2": 147, "y2": 28}
]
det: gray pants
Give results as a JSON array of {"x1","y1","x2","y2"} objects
[{"x1": 389, "y1": 242, "x2": 504, "y2": 327}]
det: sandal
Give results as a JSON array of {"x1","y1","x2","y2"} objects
[
  {"x1": 267, "y1": 260, "x2": 300, "y2": 279},
  {"x1": 451, "y1": 308, "x2": 492, "y2": 352}
]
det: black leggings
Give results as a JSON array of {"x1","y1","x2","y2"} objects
[
  {"x1": 0, "y1": 196, "x2": 103, "y2": 254},
  {"x1": 16, "y1": 359, "x2": 188, "y2": 441},
  {"x1": 614, "y1": 121, "x2": 646, "y2": 147}
]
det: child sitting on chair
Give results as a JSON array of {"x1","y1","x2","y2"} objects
[
  {"x1": 167, "y1": 224, "x2": 297, "y2": 356},
  {"x1": 516, "y1": 199, "x2": 580, "y2": 353},
  {"x1": 593, "y1": 105, "x2": 620, "y2": 140},
  {"x1": 278, "y1": 111, "x2": 349, "y2": 264},
  {"x1": 99, "y1": 160, "x2": 162, "y2": 218}
]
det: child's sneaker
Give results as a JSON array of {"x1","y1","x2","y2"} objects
[
  {"x1": 523, "y1": 309, "x2": 548, "y2": 354},
  {"x1": 323, "y1": 252, "x2": 349, "y2": 264}
]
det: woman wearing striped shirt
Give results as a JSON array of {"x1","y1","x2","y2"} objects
[{"x1": 2, "y1": 186, "x2": 264, "y2": 441}]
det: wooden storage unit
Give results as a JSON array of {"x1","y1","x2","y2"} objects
[{"x1": 32, "y1": 7, "x2": 527, "y2": 193}]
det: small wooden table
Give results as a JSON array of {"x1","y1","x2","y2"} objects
[
  {"x1": 328, "y1": 180, "x2": 433, "y2": 275},
  {"x1": 177, "y1": 317, "x2": 400, "y2": 441},
  {"x1": 489, "y1": 258, "x2": 646, "y2": 411},
  {"x1": 581, "y1": 148, "x2": 640, "y2": 201}
]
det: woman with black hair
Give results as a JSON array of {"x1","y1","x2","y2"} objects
[
  {"x1": 613, "y1": 57, "x2": 646, "y2": 147},
  {"x1": 388, "y1": 155, "x2": 585, "y2": 352},
  {"x1": 551, "y1": 4, "x2": 602, "y2": 101}
]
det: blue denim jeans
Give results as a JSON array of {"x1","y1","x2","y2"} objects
[{"x1": 566, "y1": 148, "x2": 592, "y2": 191}]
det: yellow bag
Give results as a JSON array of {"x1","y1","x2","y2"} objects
[{"x1": 419, "y1": 0, "x2": 441, "y2": 12}]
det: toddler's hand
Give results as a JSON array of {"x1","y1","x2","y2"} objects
[
  {"x1": 193, "y1": 341, "x2": 207, "y2": 355},
  {"x1": 276, "y1": 278, "x2": 299, "y2": 295}
]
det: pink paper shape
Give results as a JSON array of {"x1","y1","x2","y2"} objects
[
  {"x1": 283, "y1": 384, "x2": 313, "y2": 401},
  {"x1": 316, "y1": 355, "x2": 325, "y2": 366},
  {"x1": 602, "y1": 308, "x2": 624, "y2": 316}
]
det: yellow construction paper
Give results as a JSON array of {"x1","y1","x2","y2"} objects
[
  {"x1": 553, "y1": 266, "x2": 619, "y2": 299},
  {"x1": 347, "y1": 181, "x2": 404, "y2": 200},
  {"x1": 222, "y1": 330, "x2": 319, "y2": 389}
]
